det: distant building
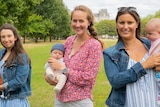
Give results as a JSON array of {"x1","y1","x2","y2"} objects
[
  {"x1": 94, "y1": 9, "x2": 109, "y2": 22},
  {"x1": 66, "y1": 7, "x2": 110, "y2": 22}
]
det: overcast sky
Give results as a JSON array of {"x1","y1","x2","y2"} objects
[{"x1": 63, "y1": 0, "x2": 160, "y2": 19}]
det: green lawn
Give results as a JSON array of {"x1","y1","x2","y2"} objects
[{"x1": 23, "y1": 39, "x2": 116, "y2": 107}]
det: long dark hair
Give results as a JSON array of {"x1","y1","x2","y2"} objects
[{"x1": 0, "y1": 23, "x2": 31, "y2": 67}]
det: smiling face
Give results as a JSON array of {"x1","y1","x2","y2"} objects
[
  {"x1": 71, "y1": 10, "x2": 90, "y2": 36},
  {"x1": 0, "y1": 29, "x2": 17, "y2": 50},
  {"x1": 116, "y1": 13, "x2": 138, "y2": 40}
]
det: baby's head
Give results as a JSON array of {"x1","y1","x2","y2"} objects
[
  {"x1": 50, "y1": 43, "x2": 64, "y2": 60},
  {"x1": 145, "y1": 18, "x2": 160, "y2": 42}
]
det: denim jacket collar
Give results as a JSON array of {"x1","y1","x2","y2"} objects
[{"x1": 116, "y1": 38, "x2": 150, "y2": 52}]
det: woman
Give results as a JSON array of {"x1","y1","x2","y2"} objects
[
  {"x1": 45, "y1": 5, "x2": 103, "y2": 107},
  {"x1": 0, "y1": 23, "x2": 31, "y2": 107},
  {"x1": 103, "y1": 7, "x2": 160, "y2": 107}
]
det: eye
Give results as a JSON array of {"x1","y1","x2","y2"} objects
[
  {"x1": 148, "y1": 33, "x2": 152, "y2": 35},
  {"x1": 72, "y1": 19, "x2": 77, "y2": 23},
  {"x1": 7, "y1": 34, "x2": 12, "y2": 37},
  {"x1": 128, "y1": 21, "x2": 133, "y2": 25},
  {"x1": 0, "y1": 35, "x2": 5, "y2": 39},
  {"x1": 79, "y1": 20, "x2": 84, "y2": 23},
  {"x1": 118, "y1": 21, "x2": 125, "y2": 25}
]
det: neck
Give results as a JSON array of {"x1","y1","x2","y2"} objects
[
  {"x1": 75, "y1": 34, "x2": 91, "y2": 42},
  {"x1": 123, "y1": 38, "x2": 140, "y2": 50},
  {"x1": 2, "y1": 50, "x2": 11, "y2": 61}
]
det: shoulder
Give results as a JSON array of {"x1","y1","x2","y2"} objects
[
  {"x1": 0, "y1": 48, "x2": 6, "y2": 58},
  {"x1": 84, "y1": 38, "x2": 102, "y2": 52},
  {"x1": 140, "y1": 37, "x2": 151, "y2": 49},
  {"x1": 103, "y1": 39, "x2": 121, "y2": 55},
  {"x1": 87, "y1": 38, "x2": 101, "y2": 47},
  {"x1": 64, "y1": 35, "x2": 76, "y2": 47},
  {"x1": 103, "y1": 45, "x2": 117, "y2": 55},
  {"x1": 0, "y1": 48, "x2": 6, "y2": 53},
  {"x1": 18, "y1": 53, "x2": 28, "y2": 58},
  {"x1": 65, "y1": 35, "x2": 76, "y2": 42},
  {"x1": 140, "y1": 37, "x2": 150, "y2": 44},
  {"x1": 103, "y1": 40, "x2": 124, "y2": 59},
  {"x1": 18, "y1": 53, "x2": 30, "y2": 63}
]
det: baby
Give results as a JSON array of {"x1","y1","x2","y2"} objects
[
  {"x1": 45, "y1": 43, "x2": 66, "y2": 93},
  {"x1": 145, "y1": 18, "x2": 160, "y2": 105}
]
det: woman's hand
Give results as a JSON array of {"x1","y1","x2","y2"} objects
[
  {"x1": 44, "y1": 74, "x2": 58, "y2": 86},
  {"x1": 142, "y1": 53, "x2": 160, "y2": 69},
  {"x1": 48, "y1": 57, "x2": 65, "y2": 71},
  {"x1": 155, "y1": 65, "x2": 160, "y2": 71},
  {"x1": 0, "y1": 85, "x2": 5, "y2": 91}
]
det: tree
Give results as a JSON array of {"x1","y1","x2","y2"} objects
[
  {"x1": 0, "y1": 0, "x2": 29, "y2": 25},
  {"x1": 95, "y1": 19, "x2": 116, "y2": 36},
  {"x1": 50, "y1": 0, "x2": 71, "y2": 40},
  {"x1": 154, "y1": 10, "x2": 160, "y2": 18},
  {"x1": 0, "y1": 0, "x2": 44, "y2": 43},
  {"x1": 36, "y1": 0, "x2": 71, "y2": 41},
  {"x1": 27, "y1": 14, "x2": 54, "y2": 43}
]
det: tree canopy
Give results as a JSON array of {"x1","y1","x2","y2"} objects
[{"x1": 0, "y1": 0, "x2": 71, "y2": 43}]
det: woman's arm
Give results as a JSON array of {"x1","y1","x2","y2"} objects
[
  {"x1": 44, "y1": 74, "x2": 57, "y2": 86},
  {"x1": 103, "y1": 53, "x2": 146, "y2": 89}
]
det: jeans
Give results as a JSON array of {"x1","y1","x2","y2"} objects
[{"x1": 54, "y1": 98, "x2": 93, "y2": 107}]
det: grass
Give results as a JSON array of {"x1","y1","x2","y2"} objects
[{"x1": 22, "y1": 39, "x2": 116, "y2": 107}]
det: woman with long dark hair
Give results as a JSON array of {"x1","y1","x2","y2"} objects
[{"x1": 0, "y1": 23, "x2": 31, "y2": 107}]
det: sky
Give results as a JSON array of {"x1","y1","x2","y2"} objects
[{"x1": 63, "y1": 0, "x2": 160, "y2": 19}]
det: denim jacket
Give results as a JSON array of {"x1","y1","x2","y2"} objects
[
  {"x1": 0, "y1": 48, "x2": 31, "y2": 99},
  {"x1": 103, "y1": 38, "x2": 150, "y2": 107}
]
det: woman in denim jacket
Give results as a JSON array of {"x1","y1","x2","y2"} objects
[
  {"x1": 103, "y1": 7, "x2": 160, "y2": 107},
  {"x1": 0, "y1": 23, "x2": 31, "y2": 107}
]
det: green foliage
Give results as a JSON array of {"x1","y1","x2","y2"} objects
[
  {"x1": 0, "y1": 0, "x2": 26, "y2": 24},
  {"x1": 154, "y1": 10, "x2": 160, "y2": 18},
  {"x1": 50, "y1": 0, "x2": 71, "y2": 39},
  {"x1": 95, "y1": 20, "x2": 116, "y2": 36},
  {"x1": 35, "y1": 0, "x2": 71, "y2": 40},
  {"x1": 0, "y1": 0, "x2": 71, "y2": 42}
]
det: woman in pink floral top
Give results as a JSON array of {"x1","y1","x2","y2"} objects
[{"x1": 45, "y1": 5, "x2": 103, "y2": 107}]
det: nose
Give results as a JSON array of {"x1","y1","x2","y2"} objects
[
  {"x1": 75, "y1": 21, "x2": 80, "y2": 27},
  {"x1": 124, "y1": 23, "x2": 128, "y2": 28},
  {"x1": 55, "y1": 54, "x2": 60, "y2": 57}
]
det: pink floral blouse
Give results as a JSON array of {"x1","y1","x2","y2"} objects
[{"x1": 56, "y1": 35, "x2": 102, "y2": 102}]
